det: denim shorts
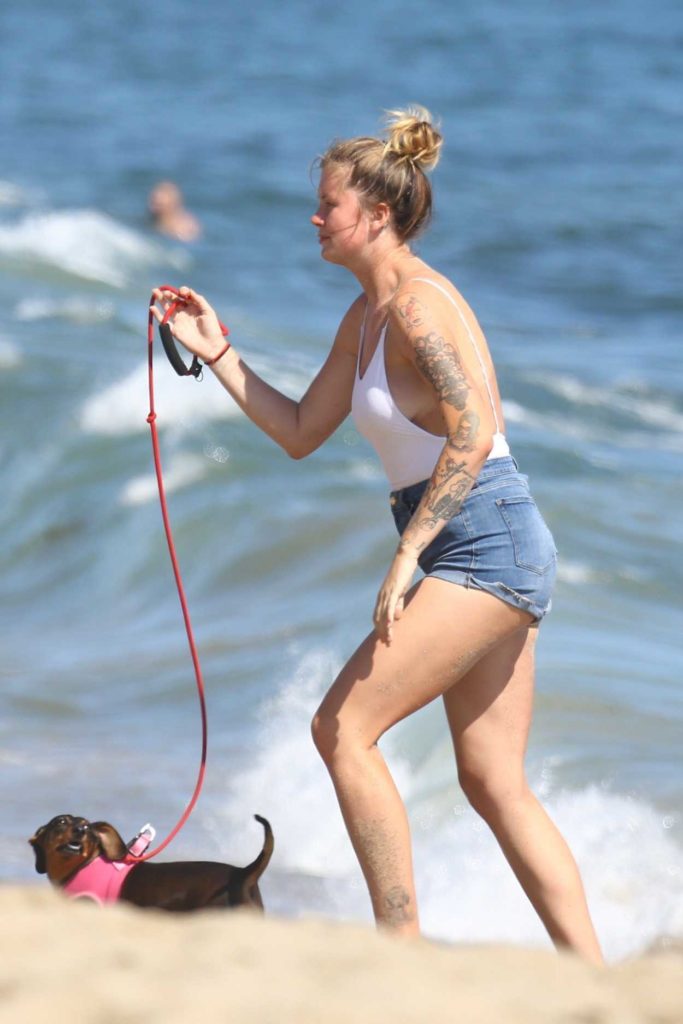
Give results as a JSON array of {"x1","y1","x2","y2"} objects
[{"x1": 389, "y1": 456, "x2": 557, "y2": 622}]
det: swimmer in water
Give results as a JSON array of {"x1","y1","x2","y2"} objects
[{"x1": 148, "y1": 181, "x2": 201, "y2": 242}]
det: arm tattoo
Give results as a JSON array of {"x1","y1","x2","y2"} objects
[
  {"x1": 397, "y1": 294, "x2": 426, "y2": 330},
  {"x1": 448, "y1": 409, "x2": 480, "y2": 453},
  {"x1": 413, "y1": 332, "x2": 470, "y2": 411},
  {"x1": 399, "y1": 457, "x2": 478, "y2": 553},
  {"x1": 397, "y1": 293, "x2": 471, "y2": 411},
  {"x1": 418, "y1": 457, "x2": 477, "y2": 529},
  {"x1": 394, "y1": 292, "x2": 482, "y2": 547}
]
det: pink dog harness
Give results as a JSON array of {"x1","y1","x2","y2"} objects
[
  {"x1": 64, "y1": 856, "x2": 134, "y2": 905},
  {"x1": 63, "y1": 824, "x2": 155, "y2": 905}
]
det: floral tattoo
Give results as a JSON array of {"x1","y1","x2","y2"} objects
[{"x1": 395, "y1": 292, "x2": 483, "y2": 542}]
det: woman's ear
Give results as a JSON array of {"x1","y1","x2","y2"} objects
[{"x1": 370, "y1": 201, "x2": 392, "y2": 233}]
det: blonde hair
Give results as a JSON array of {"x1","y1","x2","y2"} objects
[{"x1": 319, "y1": 105, "x2": 443, "y2": 242}]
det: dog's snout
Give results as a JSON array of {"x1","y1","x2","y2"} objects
[{"x1": 73, "y1": 822, "x2": 88, "y2": 836}]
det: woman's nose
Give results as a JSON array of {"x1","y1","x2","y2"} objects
[{"x1": 311, "y1": 209, "x2": 323, "y2": 227}]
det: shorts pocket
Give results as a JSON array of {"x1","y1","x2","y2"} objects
[{"x1": 496, "y1": 497, "x2": 556, "y2": 575}]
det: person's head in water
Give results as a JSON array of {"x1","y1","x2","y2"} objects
[
  {"x1": 312, "y1": 106, "x2": 443, "y2": 265},
  {"x1": 148, "y1": 181, "x2": 201, "y2": 243}
]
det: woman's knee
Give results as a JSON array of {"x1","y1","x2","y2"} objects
[
  {"x1": 311, "y1": 704, "x2": 354, "y2": 768},
  {"x1": 310, "y1": 705, "x2": 336, "y2": 765},
  {"x1": 311, "y1": 702, "x2": 371, "y2": 770},
  {"x1": 457, "y1": 762, "x2": 529, "y2": 820}
]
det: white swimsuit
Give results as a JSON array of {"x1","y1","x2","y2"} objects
[{"x1": 351, "y1": 277, "x2": 510, "y2": 490}]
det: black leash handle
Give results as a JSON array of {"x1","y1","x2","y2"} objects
[
  {"x1": 153, "y1": 285, "x2": 230, "y2": 379},
  {"x1": 158, "y1": 321, "x2": 203, "y2": 378}
]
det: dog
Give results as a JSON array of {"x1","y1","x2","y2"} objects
[{"x1": 29, "y1": 813, "x2": 273, "y2": 912}]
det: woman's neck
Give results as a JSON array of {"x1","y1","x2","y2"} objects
[{"x1": 353, "y1": 243, "x2": 423, "y2": 313}]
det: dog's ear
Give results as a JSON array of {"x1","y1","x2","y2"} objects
[
  {"x1": 28, "y1": 829, "x2": 47, "y2": 874},
  {"x1": 91, "y1": 822, "x2": 128, "y2": 861}
]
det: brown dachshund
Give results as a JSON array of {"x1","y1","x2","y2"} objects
[{"x1": 29, "y1": 813, "x2": 273, "y2": 911}]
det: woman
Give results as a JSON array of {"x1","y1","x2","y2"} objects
[{"x1": 152, "y1": 107, "x2": 603, "y2": 964}]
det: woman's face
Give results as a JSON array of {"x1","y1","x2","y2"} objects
[{"x1": 311, "y1": 165, "x2": 372, "y2": 265}]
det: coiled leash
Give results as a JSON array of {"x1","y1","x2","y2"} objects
[{"x1": 126, "y1": 287, "x2": 230, "y2": 863}]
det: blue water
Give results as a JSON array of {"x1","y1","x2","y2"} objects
[{"x1": 1, "y1": 0, "x2": 682, "y2": 961}]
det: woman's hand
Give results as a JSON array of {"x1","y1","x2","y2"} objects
[
  {"x1": 150, "y1": 286, "x2": 226, "y2": 363},
  {"x1": 373, "y1": 545, "x2": 419, "y2": 645}
]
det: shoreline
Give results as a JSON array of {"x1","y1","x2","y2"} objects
[{"x1": 1, "y1": 886, "x2": 681, "y2": 1024}]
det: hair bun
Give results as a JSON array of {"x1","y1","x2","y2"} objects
[{"x1": 383, "y1": 105, "x2": 443, "y2": 171}]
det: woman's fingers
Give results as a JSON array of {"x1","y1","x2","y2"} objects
[
  {"x1": 178, "y1": 285, "x2": 210, "y2": 312},
  {"x1": 149, "y1": 294, "x2": 178, "y2": 322},
  {"x1": 152, "y1": 288, "x2": 177, "y2": 305},
  {"x1": 150, "y1": 290, "x2": 179, "y2": 321},
  {"x1": 373, "y1": 588, "x2": 396, "y2": 645},
  {"x1": 374, "y1": 554, "x2": 414, "y2": 643},
  {"x1": 150, "y1": 287, "x2": 198, "y2": 326},
  {"x1": 151, "y1": 287, "x2": 216, "y2": 326}
]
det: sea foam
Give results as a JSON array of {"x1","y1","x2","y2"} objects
[
  {"x1": 80, "y1": 350, "x2": 313, "y2": 437},
  {"x1": 0, "y1": 180, "x2": 28, "y2": 207},
  {"x1": 79, "y1": 361, "x2": 243, "y2": 436},
  {"x1": 0, "y1": 209, "x2": 186, "y2": 287},
  {"x1": 120, "y1": 453, "x2": 208, "y2": 507},
  {"x1": 14, "y1": 295, "x2": 116, "y2": 324},
  {"x1": 0, "y1": 337, "x2": 21, "y2": 369},
  {"x1": 530, "y1": 372, "x2": 683, "y2": 435}
]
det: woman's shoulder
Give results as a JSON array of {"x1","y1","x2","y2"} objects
[
  {"x1": 395, "y1": 266, "x2": 457, "y2": 304},
  {"x1": 344, "y1": 292, "x2": 367, "y2": 321},
  {"x1": 338, "y1": 292, "x2": 367, "y2": 333},
  {"x1": 391, "y1": 269, "x2": 473, "y2": 331},
  {"x1": 332, "y1": 292, "x2": 366, "y2": 356}
]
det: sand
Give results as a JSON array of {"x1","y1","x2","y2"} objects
[{"x1": 0, "y1": 886, "x2": 681, "y2": 1024}]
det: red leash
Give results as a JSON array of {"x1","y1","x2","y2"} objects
[{"x1": 126, "y1": 287, "x2": 229, "y2": 863}]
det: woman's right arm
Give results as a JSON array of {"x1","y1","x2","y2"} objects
[{"x1": 151, "y1": 286, "x2": 362, "y2": 458}]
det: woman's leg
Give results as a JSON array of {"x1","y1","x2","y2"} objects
[
  {"x1": 311, "y1": 576, "x2": 531, "y2": 936},
  {"x1": 444, "y1": 628, "x2": 604, "y2": 964}
]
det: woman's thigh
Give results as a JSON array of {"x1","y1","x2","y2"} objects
[
  {"x1": 443, "y1": 627, "x2": 537, "y2": 787},
  {"x1": 315, "y1": 577, "x2": 533, "y2": 751}
]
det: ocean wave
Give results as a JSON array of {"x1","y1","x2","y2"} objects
[
  {"x1": 120, "y1": 453, "x2": 207, "y2": 506},
  {"x1": 503, "y1": 397, "x2": 596, "y2": 444},
  {"x1": 505, "y1": 388, "x2": 683, "y2": 456},
  {"x1": 528, "y1": 372, "x2": 683, "y2": 435},
  {"x1": 79, "y1": 361, "x2": 243, "y2": 436},
  {"x1": 0, "y1": 337, "x2": 21, "y2": 369},
  {"x1": 79, "y1": 350, "x2": 313, "y2": 437},
  {"x1": 0, "y1": 180, "x2": 29, "y2": 208},
  {"x1": 556, "y1": 560, "x2": 603, "y2": 585},
  {"x1": 501, "y1": 399, "x2": 532, "y2": 424},
  {"x1": 0, "y1": 209, "x2": 187, "y2": 287},
  {"x1": 14, "y1": 295, "x2": 116, "y2": 324}
]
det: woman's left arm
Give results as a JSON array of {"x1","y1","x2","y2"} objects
[{"x1": 373, "y1": 287, "x2": 494, "y2": 643}]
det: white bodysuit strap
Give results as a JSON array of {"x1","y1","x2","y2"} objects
[
  {"x1": 357, "y1": 301, "x2": 369, "y2": 373},
  {"x1": 407, "y1": 277, "x2": 501, "y2": 433}
]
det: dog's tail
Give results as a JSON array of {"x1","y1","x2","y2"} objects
[{"x1": 240, "y1": 815, "x2": 274, "y2": 897}]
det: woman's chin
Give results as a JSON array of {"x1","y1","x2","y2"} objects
[{"x1": 320, "y1": 246, "x2": 344, "y2": 266}]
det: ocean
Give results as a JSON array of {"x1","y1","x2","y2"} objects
[{"x1": 1, "y1": 0, "x2": 681, "y2": 962}]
